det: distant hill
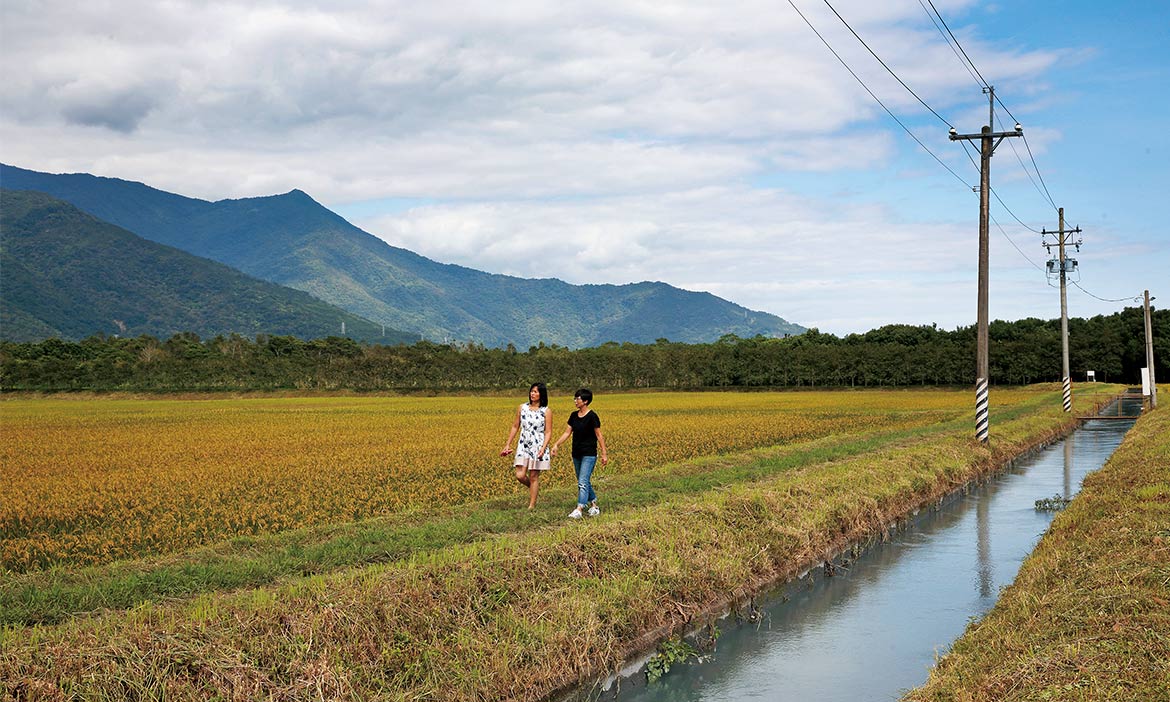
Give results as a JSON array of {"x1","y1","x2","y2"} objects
[
  {"x1": 0, "y1": 164, "x2": 806, "y2": 347},
  {"x1": 0, "y1": 189, "x2": 418, "y2": 343}
]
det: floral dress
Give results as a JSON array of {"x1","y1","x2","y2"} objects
[{"x1": 515, "y1": 403, "x2": 551, "y2": 470}]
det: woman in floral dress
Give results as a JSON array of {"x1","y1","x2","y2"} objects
[{"x1": 500, "y1": 382, "x2": 552, "y2": 509}]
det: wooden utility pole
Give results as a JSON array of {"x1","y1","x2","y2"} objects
[
  {"x1": 1043, "y1": 208, "x2": 1082, "y2": 412},
  {"x1": 1059, "y1": 209, "x2": 1070, "y2": 411},
  {"x1": 1145, "y1": 290, "x2": 1158, "y2": 407},
  {"x1": 949, "y1": 86, "x2": 1023, "y2": 443}
]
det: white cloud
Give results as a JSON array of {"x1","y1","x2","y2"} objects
[
  {"x1": 355, "y1": 184, "x2": 988, "y2": 332},
  {"x1": 2, "y1": 0, "x2": 1119, "y2": 334},
  {"x1": 5, "y1": 0, "x2": 1036, "y2": 193}
]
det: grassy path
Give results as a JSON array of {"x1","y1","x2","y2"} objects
[
  {"x1": 0, "y1": 386, "x2": 1123, "y2": 701},
  {"x1": 905, "y1": 401, "x2": 1170, "y2": 701}
]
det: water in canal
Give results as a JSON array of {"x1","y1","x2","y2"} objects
[{"x1": 602, "y1": 399, "x2": 1143, "y2": 702}]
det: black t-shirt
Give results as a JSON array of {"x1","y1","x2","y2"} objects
[{"x1": 567, "y1": 410, "x2": 601, "y2": 457}]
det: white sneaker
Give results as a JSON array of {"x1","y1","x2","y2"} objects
[
  {"x1": 587, "y1": 505, "x2": 600, "y2": 517},
  {"x1": 568, "y1": 508, "x2": 583, "y2": 519}
]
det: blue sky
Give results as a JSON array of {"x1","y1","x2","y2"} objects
[{"x1": 2, "y1": 0, "x2": 1165, "y2": 335}]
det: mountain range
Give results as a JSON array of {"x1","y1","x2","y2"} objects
[
  {"x1": 0, "y1": 164, "x2": 805, "y2": 347},
  {"x1": 1, "y1": 189, "x2": 416, "y2": 344}
]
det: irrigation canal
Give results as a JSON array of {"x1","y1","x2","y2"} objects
[{"x1": 590, "y1": 395, "x2": 1145, "y2": 702}]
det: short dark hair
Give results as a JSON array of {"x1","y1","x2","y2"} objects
[
  {"x1": 529, "y1": 382, "x2": 548, "y2": 407},
  {"x1": 574, "y1": 387, "x2": 593, "y2": 405}
]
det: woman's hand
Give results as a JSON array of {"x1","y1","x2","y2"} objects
[{"x1": 500, "y1": 446, "x2": 513, "y2": 456}]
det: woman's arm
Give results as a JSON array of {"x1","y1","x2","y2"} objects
[
  {"x1": 595, "y1": 426, "x2": 608, "y2": 465},
  {"x1": 550, "y1": 424, "x2": 572, "y2": 455},
  {"x1": 500, "y1": 405, "x2": 521, "y2": 455},
  {"x1": 539, "y1": 407, "x2": 553, "y2": 455}
]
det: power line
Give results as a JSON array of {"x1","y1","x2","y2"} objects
[
  {"x1": 795, "y1": 0, "x2": 1062, "y2": 230},
  {"x1": 927, "y1": 3, "x2": 1061, "y2": 218},
  {"x1": 1070, "y1": 280, "x2": 1143, "y2": 304},
  {"x1": 822, "y1": 0, "x2": 1060, "y2": 229},
  {"x1": 958, "y1": 140, "x2": 981, "y2": 173},
  {"x1": 924, "y1": 0, "x2": 989, "y2": 88},
  {"x1": 993, "y1": 105, "x2": 1059, "y2": 212},
  {"x1": 917, "y1": 0, "x2": 982, "y2": 89},
  {"x1": 1004, "y1": 133, "x2": 1058, "y2": 211},
  {"x1": 806, "y1": 1, "x2": 1130, "y2": 320},
  {"x1": 991, "y1": 213, "x2": 1046, "y2": 272},
  {"x1": 1019, "y1": 134, "x2": 1058, "y2": 210},
  {"x1": 785, "y1": 0, "x2": 974, "y2": 189},
  {"x1": 991, "y1": 92, "x2": 1022, "y2": 130},
  {"x1": 797, "y1": 0, "x2": 1076, "y2": 285},
  {"x1": 821, "y1": 0, "x2": 953, "y2": 127},
  {"x1": 988, "y1": 185, "x2": 1042, "y2": 233}
]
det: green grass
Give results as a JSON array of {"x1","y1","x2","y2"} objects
[
  {"x1": 0, "y1": 386, "x2": 1128, "y2": 701},
  {"x1": 905, "y1": 399, "x2": 1170, "y2": 702}
]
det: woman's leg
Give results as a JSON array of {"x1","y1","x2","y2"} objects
[
  {"x1": 576, "y1": 455, "x2": 596, "y2": 508},
  {"x1": 527, "y1": 469, "x2": 540, "y2": 509},
  {"x1": 572, "y1": 457, "x2": 585, "y2": 508},
  {"x1": 514, "y1": 463, "x2": 530, "y2": 486}
]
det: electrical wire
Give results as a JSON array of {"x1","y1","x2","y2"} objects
[
  {"x1": 924, "y1": 0, "x2": 989, "y2": 88},
  {"x1": 1019, "y1": 134, "x2": 1059, "y2": 210},
  {"x1": 1005, "y1": 133, "x2": 1058, "y2": 212},
  {"x1": 932, "y1": 5, "x2": 1062, "y2": 220},
  {"x1": 824, "y1": 0, "x2": 1057, "y2": 233},
  {"x1": 964, "y1": 139, "x2": 1054, "y2": 236},
  {"x1": 785, "y1": 0, "x2": 974, "y2": 189},
  {"x1": 795, "y1": 0, "x2": 1081, "y2": 281},
  {"x1": 959, "y1": 140, "x2": 981, "y2": 174},
  {"x1": 963, "y1": 139, "x2": 1051, "y2": 240},
  {"x1": 917, "y1": 0, "x2": 983, "y2": 89},
  {"x1": 1069, "y1": 280, "x2": 1142, "y2": 304},
  {"x1": 990, "y1": 213, "x2": 1047, "y2": 272},
  {"x1": 803, "y1": 0, "x2": 1138, "y2": 307},
  {"x1": 925, "y1": 0, "x2": 1063, "y2": 221},
  {"x1": 986, "y1": 183, "x2": 1043, "y2": 233},
  {"x1": 992, "y1": 105, "x2": 1060, "y2": 214},
  {"x1": 800, "y1": 0, "x2": 1060, "y2": 233},
  {"x1": 992, "y1": 93, "x2": 1021, "y2": 129},
  {"x1": 821, "y1": 0, "x2": 953, "y2": 128}
]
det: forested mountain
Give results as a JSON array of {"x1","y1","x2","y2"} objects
[
  {"x1": 0, "y1": 164, "x2": 804, "y2": 347},
  {"x1": 0, "y1": 190, "x2": 417, "y2": 343}
]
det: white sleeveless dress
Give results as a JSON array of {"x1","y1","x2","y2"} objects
[{"x1": 515, "y1": 403, "x2": 551, "y2": 471}]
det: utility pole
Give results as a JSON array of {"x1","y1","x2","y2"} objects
[
  {"x1": 1145, "y1": 290, "x2": 1158, "y2": 408},
  {"x1": 949, "y1": 86, "x2": 1023, "y2": 444},
  {"x1": 1043, "y1": 208, "x2": 1082, "y2": 412}
]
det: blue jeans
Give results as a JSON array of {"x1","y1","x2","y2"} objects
[{"x1": 572, "y1": 455, "x2": 597, "y2": 506}]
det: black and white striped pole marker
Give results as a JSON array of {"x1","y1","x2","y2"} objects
[
  {"x1": 975, "y1": 378, "x2": 990, "y2": 444},
  {"x1": 1062, "y1": 377, "x2": 1072, "y2": 413}
]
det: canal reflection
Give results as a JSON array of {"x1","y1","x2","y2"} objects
[
  {"x1": 596, "y1": 407, "x2": 1138, "y2": 702},
  {"x1": 976, "y1": 494, "x2": 992, "y2": 598}
]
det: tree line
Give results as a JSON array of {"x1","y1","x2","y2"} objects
[{"x1": 2, "y1": 307, "x2": 1165, "y2": 392}]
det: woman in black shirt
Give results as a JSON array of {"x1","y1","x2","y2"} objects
[{"x1": 550, "y1": 388, "x2": 608, "y2": 519}]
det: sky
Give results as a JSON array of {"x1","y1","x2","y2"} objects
[{"x1": 2, "y1": 0, "x2": 1166, "y2": 336}]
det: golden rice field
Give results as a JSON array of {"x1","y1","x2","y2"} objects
[{"x1": 0, "y1": 390, "x2": 1037, "y2": 573}]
